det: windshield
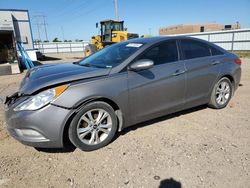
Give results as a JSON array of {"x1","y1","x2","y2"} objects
[
  {"x1": 79, "y1": 42, "x2": 144, "y2": 68},
  {"x1": 102, "y1": 22, "x2": 123, "y2": 31},
  {"x1": 112, "y1": 22, "x2": 123, "y2": 31}
]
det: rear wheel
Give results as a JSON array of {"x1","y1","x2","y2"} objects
[
  {"x1": 68, "y1": 102, "x2": 117, "y2": 151},
  {"x1": 208, "y1": 77, "x2": 233, "y2": 109}
]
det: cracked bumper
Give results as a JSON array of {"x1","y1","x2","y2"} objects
[{"x1": 5, "y1": 102, "x2": 71, "y2": 148}]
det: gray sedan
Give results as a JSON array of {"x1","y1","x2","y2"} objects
[{"x1": 5, "y1": 36, "x2": 241, "y2": 151}]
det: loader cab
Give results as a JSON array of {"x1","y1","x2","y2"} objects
[
  {"x1": 100, "y1": 20, "x2": 124, "y2": 45},
  {"x1": 85, "y1": 19, "x2": 138, "y2": 57}
]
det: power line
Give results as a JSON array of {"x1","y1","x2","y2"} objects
[
  {"x1": 48, "y1": 0, "x2": 109, "y2": 27},
  {"x1": 32, "y1": 0, "x2": 111, "y2": 40},
  {"x1": 42, "y1": 16, "x2": 48, "y2": 41},
  {"x1": 48, "y1": 0, "x2": 92, "y2": 24},
  {"x1": 33, "y1": 14, "x2": 49, "y2": 41},
  {"x1": 33, "y1": 23, "x2": 41, "y2": 42}
]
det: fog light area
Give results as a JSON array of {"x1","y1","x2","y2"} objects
[{"x1": 15, "y1": 129, "x2": 48, "y2": 140}]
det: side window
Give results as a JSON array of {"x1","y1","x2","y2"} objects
[
  {"x1": 181, "y1": 40, "x2": 211, "y2": 60},
  {"x1": 209, "y1": 45, "x2": 224, "y2": 56},
  {"x1": 139, "y1": 40, "x2": 178, "y2": 65}
]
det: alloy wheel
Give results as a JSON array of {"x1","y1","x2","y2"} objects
[
  {"x1": 76, "y1": 108, "x2": 112, "y2": 145},
  {"x1": 216, "y1": 81, "x2": 231, "y2": 105}
]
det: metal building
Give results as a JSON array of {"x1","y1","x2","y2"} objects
[
  {"x1": 164, "y1": 28, "x2": 250, "y2": 51},
  {"x1": 0, "y1": 9, "x2": 34, "y2": 64}
]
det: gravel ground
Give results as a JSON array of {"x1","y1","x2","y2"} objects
[{"x1": 0, "y1": 58, "x2": 249, "y2": 188}]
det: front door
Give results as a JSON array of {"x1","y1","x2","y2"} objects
[{"x1": 128, "y1": 40, "x2": 186, "y2": 123}]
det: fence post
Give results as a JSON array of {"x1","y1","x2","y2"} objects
[
  {"x1": 70, "y1": 43, "x2": 72, "y2": 53},
  {"x1": 56, "y1": 43, "x2": 59, "y2": 54},
  {"x1": 41, "y1": 42, "x2": 44, "y2": 53},
  {"x1": 83, "y1": 42, "x2": 86, "y2": 52},
  {"x1": 231, "y1": 32, "x2": 235, "y2": 51}
]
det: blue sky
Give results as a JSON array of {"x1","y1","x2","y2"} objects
[{"x1": 1, "y1": 0, "x2": 250, "y2": 41}]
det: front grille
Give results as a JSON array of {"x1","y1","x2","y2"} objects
[{"x1": 5, "y1": 92, "x2": 20, "y2": 106}]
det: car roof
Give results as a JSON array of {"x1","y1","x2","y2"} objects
[
  {"x1": 126, "y1": 36, "x2": 226, "y2": 52},
  {"x1": 110, "y1": 35, "x2": 228, "y2": 74},
  {"x1": 127, "y1": 36, "x2": 195, "y2": 44}
]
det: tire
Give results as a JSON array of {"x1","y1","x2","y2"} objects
[
  {"x1": 208, "y1": 77, "x2": 233, "y2": 109},
  {"x1": 84, "y1": 44, "x2": 97, "y2": 57},
  {"x1": 68, "y1": 101, "x2": 117, "y2": 151}
]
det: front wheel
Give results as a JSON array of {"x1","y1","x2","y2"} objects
[
  {"x1": 68, "y1": 102, "x2": 117, "y2": 151},
  {"x1": 208, "y1": 77, "x2": 233, "y2": 109},
  {"x1": 84, "y1": 44, "x2": 97, "y2": 57}
]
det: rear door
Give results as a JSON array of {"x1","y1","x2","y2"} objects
[
  {"x1": 128, "y1": 40, "x2": 186, "y2": 123},
  {"x1": 179, "y1": 39, "x2": 222, "y2": 107}
]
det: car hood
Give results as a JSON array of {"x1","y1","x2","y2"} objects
[{"x1": 20, "y1": 63, "x2": 111, "y2": 95}]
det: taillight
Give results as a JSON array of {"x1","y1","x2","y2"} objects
[{"x1": 234, "y1": 58, "x2": 242, "y2": 65}]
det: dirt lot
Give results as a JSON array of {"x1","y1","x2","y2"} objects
[{"x1": 0, "y1": 58, "x2": 249, "y2": 188}]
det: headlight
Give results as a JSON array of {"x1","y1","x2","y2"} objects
[{"x1": 14, "y1": 85, "x2": 68, "y2": 111}]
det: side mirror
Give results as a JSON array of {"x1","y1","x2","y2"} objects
[
  {"x1": 96, "y1": 23, "x2": 98, "y2": 28},
  {"x1": 129, "y1": 59, "x2": 154, "y2": 71}
]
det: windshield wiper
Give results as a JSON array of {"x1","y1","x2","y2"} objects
[
  {"x1": 81, "y1": 63, "x2": 92, "y2": 67},
  {"x1": 80, "y1": 63, "x2": 108, "y2": 68}
]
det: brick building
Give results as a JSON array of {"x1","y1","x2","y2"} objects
[{"x1": 159, "y1": 23, "x2": 240, "y2": 35}]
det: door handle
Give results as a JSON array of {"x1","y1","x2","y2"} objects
[
  {"x1": 211, "y1": 60, "x2": 221, "y2": 65},
  {"x1": 172, "y1": 70, "x2": 186, "y2": 76}
]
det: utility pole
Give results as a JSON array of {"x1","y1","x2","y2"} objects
[
  {"x1": 236, "y1": 21, "x2": 240, "y2": 29},
  {"x1": 61, "y1": 26, "x2": 65, "y2": 41},
  {"x1": 33, "y1": 14, "x2": 49, "y2": 41},
  {"x1": 34, "y1": 23, "x2": 41, "y2": 43},
  {"x1": 149, "y1": 28, "x2": 152, "y2": 35},
  {"x1": 42, "y1": 15, "x2": 48, "y2": 41},
  {"x1": 115, "y1": 0, "x2": 119, "y2": 20}
]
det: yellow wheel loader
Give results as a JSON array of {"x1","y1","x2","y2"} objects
[{"x1": 84, "y1": 20, "x2": 138, "y2": 56}]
